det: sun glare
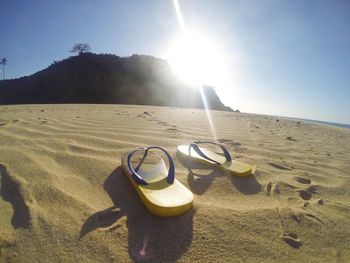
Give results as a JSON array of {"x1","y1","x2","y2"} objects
[
  {"x1": 168, "y1": 0, "x2": 230, "y2": 143},
  {"x1": 166, "y1": 31, "x2": 227, "y2": 86}
]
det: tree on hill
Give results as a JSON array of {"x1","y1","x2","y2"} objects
[
  {"x1": 70, "y1": 43, "x2": 91, "y2": 55},
  {"x1": 0, "y1": 57, "x2": 6, "y2": 80}
]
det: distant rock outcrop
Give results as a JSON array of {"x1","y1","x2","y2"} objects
[{"x1": 0, "y1": 53, "x2": 232, "y2": 111}]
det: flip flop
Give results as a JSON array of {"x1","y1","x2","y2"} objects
[
  {"x1": 177, "y1": 141, "x2": 256, "y2": 176},
  {"x1": 122, "y1": 146, "x2": 193, "y2": 217}
]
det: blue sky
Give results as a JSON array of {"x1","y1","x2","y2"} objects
[{"x1": 1, "y1": 0, "x2": 349, "y2": 124}]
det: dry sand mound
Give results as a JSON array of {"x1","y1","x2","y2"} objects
[{"x1": 0, "y1": 104, "x2": 349, "y2": 262}]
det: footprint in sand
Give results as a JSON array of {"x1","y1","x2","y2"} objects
[
  {"x1": 0, "y1": 119, "x2": 9, "y2": 126},
  {"x1": 165, "y1": 127, "x2": 182, "y2": 139},
  {"x1": 143, "y1": 113, "x2": 169, "y2": 127},
  {"x1": 155, "y1": 120, "x2": 168, "y2": 126},
  {"x1": 79, "y1": 207, "x2": 124, "y2": 239},
  {"x1": 298, "y1": 186, "x2": 317, "y2": 201},
  {"x1": 291, "y1": 213, "x2": 301, "y2": 223},
  {"x1": 286, "y1": 136, "x2": 297, "y2": 142},
  {"x1": 298, "y1": 190, "x2": 312, "y2": 200},
  {"x1": 268, "y1": 162, "x2": 293, "y2": 170},
  {"x1": 137, "y1": 112, "x2": 153, "y2": 119},
  {"x1": 217, "y1": 138, "x2": 241, "y2": 148},
  {"x1": 295, "y1": 177, "x2": 311, "y2": 184},
  {"x1": 281, "y1": 233, "x2": 302, "y2": 249},
  {"x1": 145, "y1": 115, "x2": 184, "y2": 138},
  {"x1": 143, "y1": 111, "x2": 153, "y2": 117},
  {"x1": 266, "y1": 182, "x2": 280, "y2": 196},
  {"x1": 304, "y1": 213, "x2": 324, "y2": 226}
]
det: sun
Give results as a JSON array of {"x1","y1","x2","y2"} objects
[{"x1": 166, "y1": 31, "x2": 227, "y2": 86}]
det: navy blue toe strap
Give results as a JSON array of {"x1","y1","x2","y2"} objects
[
  {"x1": 127, "y1": 146, "x2": 175, "y2": 185},
  {"x1": 189, "y1": 141, "x2": 232, "y2": 165}
]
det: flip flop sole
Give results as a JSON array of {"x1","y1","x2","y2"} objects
[
  {"x1": 177, "y1": 145, "x2": 255, "y2": 176},
  {"x1": 122, "y1": 153, "x2": 193, "y2": 217}
]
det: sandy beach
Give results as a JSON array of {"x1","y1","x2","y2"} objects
[{"x1": 0, "y1": 104, "x2": 349, "y2": 262}]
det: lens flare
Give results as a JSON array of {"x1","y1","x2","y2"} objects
[
  {"x1": 198, "y1": 86, "x2": 218, "y2": 142},
  {"x1": 170, "y1": 0, "x2": 223, "y2": 142}
]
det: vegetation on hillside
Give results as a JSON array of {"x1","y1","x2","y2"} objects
[{"x1": 0, "y1": 53, "x2": 232, "y2": 111}]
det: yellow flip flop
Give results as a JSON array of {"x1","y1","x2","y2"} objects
[
  {"x1": 177, "y1": 141, "x2": 256, "y2": 176},
  {"x1": 122, "y1": 146, "x2": 193, "y2": 217}
]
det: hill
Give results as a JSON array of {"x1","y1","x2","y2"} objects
[{"x1": 0, "y1": 53, "x2": 232, "y2": 111}]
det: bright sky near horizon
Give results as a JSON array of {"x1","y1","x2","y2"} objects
[{"x1": 1, "y1": 0, "x2": 349, "y2": 124}]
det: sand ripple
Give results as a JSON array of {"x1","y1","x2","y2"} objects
[{"x1": 0, "y1": 104, "x2": 349, "y2": 262}]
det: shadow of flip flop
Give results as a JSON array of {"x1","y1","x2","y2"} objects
[
  {"x1": 80, "y1": 166, "x2": 194, "y2": 262},
  {"x1": 177, "y1": 151, "x2": 261, "y2": 195}
]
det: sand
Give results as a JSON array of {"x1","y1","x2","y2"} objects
[{"x1": 0, "y1": 104, "x2": 349, "y2": 262}]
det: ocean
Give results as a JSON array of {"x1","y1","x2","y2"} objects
[{"x1": 290, "y1": 118, "x2": 350, "y2": 129}]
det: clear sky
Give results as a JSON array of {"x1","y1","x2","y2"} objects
[{"x1": 1, "y1": 0, "x2": 349, "y2": 124}]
